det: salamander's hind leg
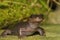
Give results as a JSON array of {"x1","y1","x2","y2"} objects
[{"x1": 0, "y1": 29, "x2": 12, "y2": 37}]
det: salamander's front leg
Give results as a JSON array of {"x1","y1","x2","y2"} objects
[
  {"x1": 18, "y1": 28, "x2": 27, "y2": 38},
  {"x1": 37, "y1": 27, "x2": 46, "y2": 36}
]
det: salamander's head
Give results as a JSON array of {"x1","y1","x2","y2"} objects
[{"x1": 29, "y1": 14, "x2": 44, "y2": 23}]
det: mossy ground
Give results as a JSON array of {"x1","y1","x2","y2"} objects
[{"x1": 0, "y1": 24, "x2": 60, "y2": 40}]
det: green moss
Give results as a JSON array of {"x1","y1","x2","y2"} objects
[{"x1": 0, "y1": 0, "x2": 48, "y2": 28}]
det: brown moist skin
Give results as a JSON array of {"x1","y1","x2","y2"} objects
[{"x1": 0, "y1": 14, "x2": 45, "y2": 38}]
